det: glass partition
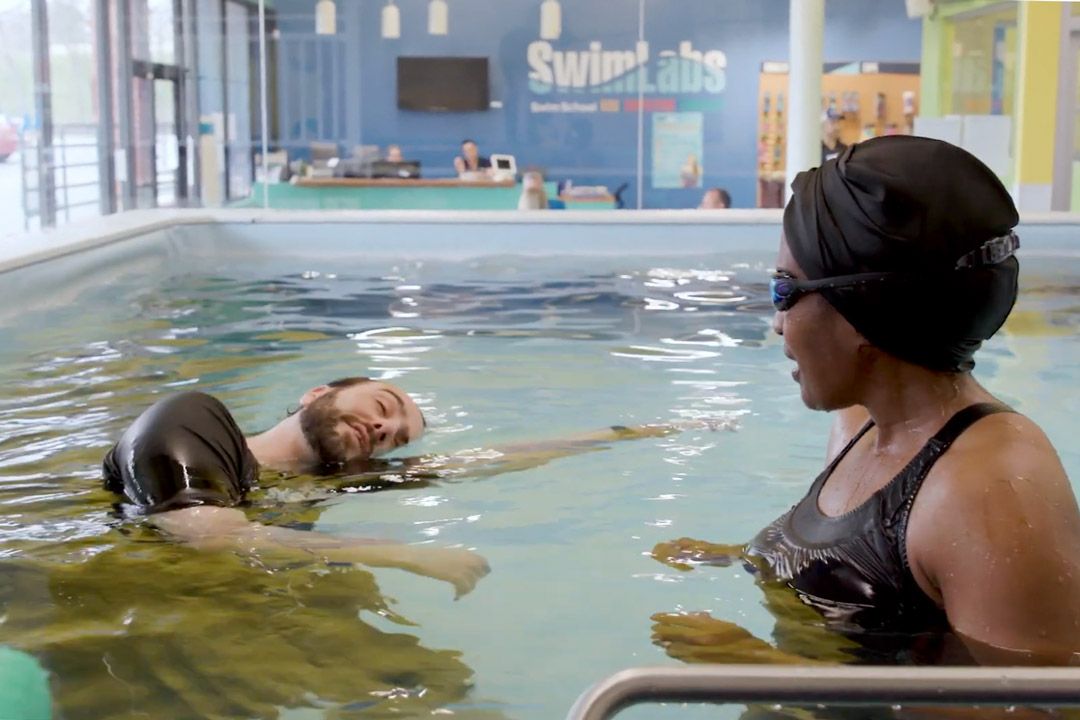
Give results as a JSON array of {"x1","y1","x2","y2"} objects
[{"x1": 2, "y1": 5, "x2": 1074, "y2": 227}]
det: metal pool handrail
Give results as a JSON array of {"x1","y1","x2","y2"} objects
[{"x1": 566, "y1": 665, "x2": 1080, "y2": 720}]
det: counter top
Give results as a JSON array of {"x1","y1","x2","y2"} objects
[{"x1": 293, "y1": 177, "x2": 516, "y2": 189}]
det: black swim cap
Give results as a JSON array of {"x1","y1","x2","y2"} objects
[{"x1": 783, "y1": 135, "x2": 1020, "y2": 372}]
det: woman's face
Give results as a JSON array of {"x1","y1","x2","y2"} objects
[{"x1": 772, "y1": 236, "x2": 868, "y2": 411}]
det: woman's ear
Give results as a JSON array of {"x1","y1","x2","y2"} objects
[
  {"x1": 854, "y1": 333, "x2": 882, "y2": 372},
  {"x1": 299, "y1": 385, "x2": 330, "y2": 407}
]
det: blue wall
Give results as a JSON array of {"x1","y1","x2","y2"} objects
[{"x1": 272, "y1": 0, "x2": 921, "y2": 208}]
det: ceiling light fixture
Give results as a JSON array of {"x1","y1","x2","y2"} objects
[
  {"x1": 381, "y1": 0, "x2": 400, "y2": 38},
  {"x1": 428, "y1": 0, "x2": 448, "y2": 35},
  {"x1": 540, "y1": 0, "x2": 561, "y2": 40}
]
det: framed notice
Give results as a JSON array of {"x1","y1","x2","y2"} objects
[{"x1": 652, "y1": 112, "x2": 704, "y2": 189}]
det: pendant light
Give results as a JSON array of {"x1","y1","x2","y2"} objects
[
  {"x1": 315, "y1": 0, "x2": 336, "y2": 35},
  {"x1": 540, "y1": 0, "x2": 561, "y2": 40},
  {"x1": 428, "y1": 0, "x2": 448, "y2": 35},
  {"x1": 381, "y1": 0, "x2": 400, "y2": 39}
]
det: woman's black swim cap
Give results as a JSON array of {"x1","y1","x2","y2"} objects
[{"x1": 783, "y1": 135, "x2": 1020, "y2": 372}]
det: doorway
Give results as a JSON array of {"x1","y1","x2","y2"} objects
[{"x1": 131, "y1": 60, "x2": 187, "y2": 207}]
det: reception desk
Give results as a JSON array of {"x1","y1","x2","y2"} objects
[{"x1": 234, "y1": 177, "x2": 561, "y2": 210}]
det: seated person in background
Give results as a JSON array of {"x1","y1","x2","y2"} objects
[
  {"x1": 104, "y1": 378, "x2": 487, "y2": 598},
  {"x1": 699, "y1": 187, "x2": 731, "y2": 209},
  {"x1": 518, "y1": 170, "x2": 549, "y2": 210},
  {"x1": 385, "y1": 144, "x2": 404, "y2": 163},
  {"x1": 453, "y1": 139, "x2": 491, "y2": 176},
  {"x1": 821, "y1": 108, "x2": 847, "y2": 164}
]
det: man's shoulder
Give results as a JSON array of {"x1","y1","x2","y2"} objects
[
  {"x1": 126, "y1": 390, "x2": 235, "y2": 438},
  {"x1": 146, "y1": 390, "x2": 228, "y2": 414}
]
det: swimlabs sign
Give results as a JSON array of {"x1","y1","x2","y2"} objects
[{"x1": 527, "y1": 40, "x2": 727, "y2": 113}]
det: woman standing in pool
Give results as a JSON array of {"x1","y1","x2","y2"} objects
[{"x1": 653, "y1": 136, "x2": 1080, "y2": 666}]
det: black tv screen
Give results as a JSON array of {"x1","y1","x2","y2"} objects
[{"x1": 397, "y1": 57, "x2": 490, "y2": 112}]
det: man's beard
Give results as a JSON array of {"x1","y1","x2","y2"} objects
[{"x1": 298, "y1": 392, "x2": 355, "y2": 466}]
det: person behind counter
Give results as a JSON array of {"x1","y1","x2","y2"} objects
[{"x1": 453, "y1": 139, "x2": 491, "y2": 176}]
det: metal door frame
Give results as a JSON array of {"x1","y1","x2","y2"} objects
[{"x1": 131, "y1": 60, "x2": 188, "y2": 206}]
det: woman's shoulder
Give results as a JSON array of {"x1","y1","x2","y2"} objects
[
  {"x1": 947, "y1": 409, "x2": 1062, "y2": 472},
  {"x1": 906, "y1": 409, "x2": 1080, "y2": 661},
  {"x1": 923, "y1": 408, "x2": 1071, "y2": 511}
]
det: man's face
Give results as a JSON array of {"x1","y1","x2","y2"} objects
[
  {"x1": 701, "y1": 190, "x2": 724, "y2": 209},
  {"x1": 462, "y1": 142, "x2": 478, "y2": 161},
  {"x1": 299, "y1": 381, "x2": 425, "y2": 465}
]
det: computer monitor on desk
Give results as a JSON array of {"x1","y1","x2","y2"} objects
[
  {"x1": 489, "y1": 154, "x2": 516, "y2": 181},
  {"x1": 339, "y1": 160, "x2": 422, "y2": 179},
  {"x1": 370, "y1": 160, "x2": 421, "y2": 179}
]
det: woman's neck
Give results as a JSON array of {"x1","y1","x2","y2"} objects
[{"x1": 859, "y1": 364, "x2": 993, "y2": 452}]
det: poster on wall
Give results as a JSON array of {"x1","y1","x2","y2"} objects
[{"x1": 652, "y1": 112, "x2": 704, "y2": 189}]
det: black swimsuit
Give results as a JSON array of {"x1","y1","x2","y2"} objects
[
  {"x1": 103, "y1": 392, "x2": 259, "y2": 514},
  {"x1": 749, "y1": 402, "x2": 1012, "y2": 661}
]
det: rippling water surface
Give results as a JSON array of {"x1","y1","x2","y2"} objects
[{"x1": 0, "y1": 248, "x2": 1075, "y2": 719}]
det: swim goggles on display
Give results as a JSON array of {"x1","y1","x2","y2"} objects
[{"x1": 769, "y1": 232, "x2": 1020, "y2": 312}]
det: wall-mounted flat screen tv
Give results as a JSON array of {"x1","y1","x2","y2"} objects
[{"x1": 397, "y1": 57, "x2": 490, "y2": 112}]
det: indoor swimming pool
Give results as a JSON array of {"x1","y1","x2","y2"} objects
[{"x1": 0, "y1": 214, "x2": 1076, "y2": 719}]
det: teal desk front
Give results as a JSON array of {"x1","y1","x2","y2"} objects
[{"x1": 236, "y1": 178, "x2": 566, "y2": 210}]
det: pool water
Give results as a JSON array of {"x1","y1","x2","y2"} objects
[{"x1": 0, "y1": 241, "x2": 1075, "y2": 719}]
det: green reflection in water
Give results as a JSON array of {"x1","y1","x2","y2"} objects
[
  {"x1": 0, "y1": 547, "x2": 492, "y2": 719},
  {"x1": 0, "y1": 275, "x2": 501, "y2": 719}
]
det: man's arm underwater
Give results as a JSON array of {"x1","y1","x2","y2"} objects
[
  {"x1": 149, "y1": 505, "x2": 489, "y2": 599},
  {"x1": 320, "y1": 418, "x2": 739, "y2": 493}
]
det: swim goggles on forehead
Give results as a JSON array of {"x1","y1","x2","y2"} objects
[{"x1": 769, "y1": 231, "x2": 1020, "y2": 312}]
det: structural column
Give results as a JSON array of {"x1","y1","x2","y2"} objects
[
  {"x1": 94, "y1": 0, "x2": 117, "y2": 215},
  {"x1": 30, "y1": 0, "x2": 56, "y2": 227},
  {"x1": 917, "y1": 8, "x2": 952, "y2": 119},
  {"x1": 115, "y1": 0, "x2": 137, "y2": 209},
  {"x1": 786, "y1": 0, "x2": 825, "y2": 198},
  {"x1": 1013, "y1": 1, "x2": 1064, "y2": 212}
]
